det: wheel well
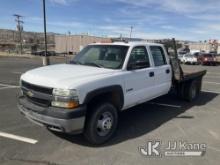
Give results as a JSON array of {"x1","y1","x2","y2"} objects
[{"x1": 87, "y1": 91, "x2": 123, "y2": 111}]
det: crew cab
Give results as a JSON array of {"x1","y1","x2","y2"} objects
[{"x1": 18, "y1": 42, "x2": 206, "y2": 144}]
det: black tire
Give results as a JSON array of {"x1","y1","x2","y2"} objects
[
  {"x1": 84, "y1": 102, "x2": 118, "y2": 145},
  {"x1": 183, "y1": 80, "x2": 200, "y2": 102}
]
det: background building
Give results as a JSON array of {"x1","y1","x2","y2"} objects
[
  {"x1": 188, "y1": 40, "x2": 220, "y2": 53},
  {"x1": 188, "y1": 43, "x2": 211, "y2": 53},
  {"x1": 55, "y1": 34, "x2": 111, "y2": 54}
]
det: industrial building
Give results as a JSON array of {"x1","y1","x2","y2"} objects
[
  {"x1": 188, "y1": 40, "x2": 220, "y2": 53},
  {"x1": 55, "y1": 34, "x2": 111, "y2": 54}
]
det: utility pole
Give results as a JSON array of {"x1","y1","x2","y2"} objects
[
  {"x1": 120, "y1": 34, "x2": 123, "y2": 41},
  {"x1": 65, "y1": 33, "x2": 68, "y2": 56},
  {"x1": 68, "y1": 31, "x2": 71, "y2": 55},
  {"x1": 13, "y1": 14, "x2": 23, "y2": 54},
  {"x1": 42, "y1": 0, "x2": 50, "y2": 66},
  {"x1": 130, "y1": 26, "x2": 133, "y2": 40}
]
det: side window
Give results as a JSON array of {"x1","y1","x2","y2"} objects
[
  {"x1": 128, "y1": 46, "x2": 150, "y2": 68},
  {"x1": 150, "y1": 46, "x2": 167, "y2": 66}
]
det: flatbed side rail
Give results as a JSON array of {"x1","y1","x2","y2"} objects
[{"x1": 181, "y1": 70, "x2": 207, "y2": 82}]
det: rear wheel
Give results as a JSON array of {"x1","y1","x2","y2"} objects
[
  {"x1": 84, "y1": 102, "x2": 118, "y2": 145},
  {"x1": 183, "y1": 80, "x2": 201, "y2": 102}
]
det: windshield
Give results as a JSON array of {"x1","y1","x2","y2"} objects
[{"x1": 70, "y1": 45, "x2": 129, "y2": 69}]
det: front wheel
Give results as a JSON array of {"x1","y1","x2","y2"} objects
[{"x1": 84, "y1": 103, "x2": 118, "y2": 145}]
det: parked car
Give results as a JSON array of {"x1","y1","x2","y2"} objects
[
  {"x1": 182, "y1": 54, "x2": 198, "y2": 65},
  {"x1": 18, "y1": 42, "x2": 206, "y2": 144},
  {"x1": 216, "y1": 54, "x2": 220, "y2": 64},
  {"x1": 198, "y1": 53, "x2": 217, "y2": 65},
  {"x1": 32, "y1": 51, "x2": 56, "y2": 56},
  {"x1": 190, "y1": 50, "x2": 200, "y2": 55},
  {"x1": 178, "y1": 54, "x2": 184, "y2": 63}
]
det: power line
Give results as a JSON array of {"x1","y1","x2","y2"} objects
[{"x1": 13, "y1": 14, "x2": 24, "y2": 54}]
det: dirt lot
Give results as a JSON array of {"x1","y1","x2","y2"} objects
[{"x1": 0, "y1": 57, "x2": 220, "y2": 165}]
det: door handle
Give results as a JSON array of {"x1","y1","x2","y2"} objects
[
  {"x1": 149, "y1": 72, "x2": 154, "y2": 77},
  {"x1": 166, "y1": 69, "x2": 170, "y2": 74}
]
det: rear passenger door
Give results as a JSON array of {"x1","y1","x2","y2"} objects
[{"x1": 149, "y1": 46, "x2": 172, "y2": 96}]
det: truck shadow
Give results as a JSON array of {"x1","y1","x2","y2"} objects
[{"x1": 53, "y1": 91, "x2": 218, "y2": 147}]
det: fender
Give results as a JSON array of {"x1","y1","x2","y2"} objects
[{"x1": 83, "y1": 85, "x2": 124, "y2": 110}]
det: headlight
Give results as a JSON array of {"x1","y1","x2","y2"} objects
[
  {"x1": 53, "y1": 88, "x2": 78, "y2": 97},
  {"x1": 52, "y1": 89, "x2": 79, "y2": 109}
]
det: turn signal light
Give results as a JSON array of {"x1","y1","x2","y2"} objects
[
  {"x1": 66, "y1": 101, "x2": 79, "y2": 109},
  {"x1": 51, "y1": 101, "x2": 79, "y2": 109}
]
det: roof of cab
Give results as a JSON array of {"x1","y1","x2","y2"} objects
[{"x1": 89, "y1": 41, "x2": 164, "y2": 47}]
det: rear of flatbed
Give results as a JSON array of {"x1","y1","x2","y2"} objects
[{"x1": 170, "y1": 38, "x2": 207, "y2": 101}]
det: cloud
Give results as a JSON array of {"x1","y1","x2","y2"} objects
[
  {"x1": 97, "y1": 25, "x2": 186, "y2": 40},
  {"x1": 25, "y1": 16, "x2": 83, "y2": 32},
  {"x1": 185, "y1": 22, "x2": 220, "y2": 40},
  {"x1": 111, "y1": 0, "x2": 220, "y2": 14},
  {"x1": 98, "y1": 25, "x2": 131, "y2": 37},
  {"x1": 188, "y1": 14, "x2": 220, "y2": 21},
  {"x1": 205, "y1": 24, "x2": 220, "y2": 32},
  {"x1": 97, "y1": 0, "x2": 220, "y2": 40},
  {"x1": 161, "y1": 25, "x2": 176, "y2": 30},
  {"x1": 47, "y1": 21, "x2": 83, "y2": 28},
  {"x1": 27, "y1": 17, "x2": 43, "y2": 22},
  {"x1": 23, "y1": 0, "x2": 220, "y2": 40},
  {"x1": 49, "y1": 0, "x2": 67, "y2": 5},
  {"x1": 49, "y1": 0, "x2": 78, "y2": 5}
]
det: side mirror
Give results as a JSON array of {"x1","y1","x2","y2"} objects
[{"x1": 127, "y1": 61, "x2": 149, "y2": 70}]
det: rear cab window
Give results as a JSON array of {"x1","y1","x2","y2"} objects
[{"x1": 149, "y1": 46, "x2": 167, "y2": 66}]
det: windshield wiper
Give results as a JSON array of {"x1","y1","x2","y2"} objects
[
  {"x1": 84, "y1": 62, "x2": 104, "y2": 68},
  {"x1": 70, "y1": 61, "x2": 103, "y2": 68}
]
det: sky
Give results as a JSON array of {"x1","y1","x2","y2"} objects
[{"x1": 0, "y1": 0, "x2": 220, "y2": 41}]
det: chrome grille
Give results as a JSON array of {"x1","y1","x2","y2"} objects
[{"x1": 21, "y1": 81, "x2": 53, "y2": 107}]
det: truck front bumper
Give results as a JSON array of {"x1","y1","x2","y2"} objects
[{"x1": 18, "y1": 96, "x2": 86, "y2": 134}]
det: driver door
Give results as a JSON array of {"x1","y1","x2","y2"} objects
[{"x1": 124, "y1": 46, "x2": 156, "y2": 109}]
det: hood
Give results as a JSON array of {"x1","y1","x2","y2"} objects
[{"x1": 21, "y1": 64, "x2": 116, "y2": 89}]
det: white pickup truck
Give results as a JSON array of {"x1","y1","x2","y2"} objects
[
  {"x1": 182, "y1": 54, "x2": 199, "y2": 65},
  {"x1": 18, "y1": 41, "x2": 206, "y2": 144}
]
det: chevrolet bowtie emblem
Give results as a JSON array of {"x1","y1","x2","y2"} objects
[{"x1": 27, "y1": 91, "x2": 34, "y2": 97}]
